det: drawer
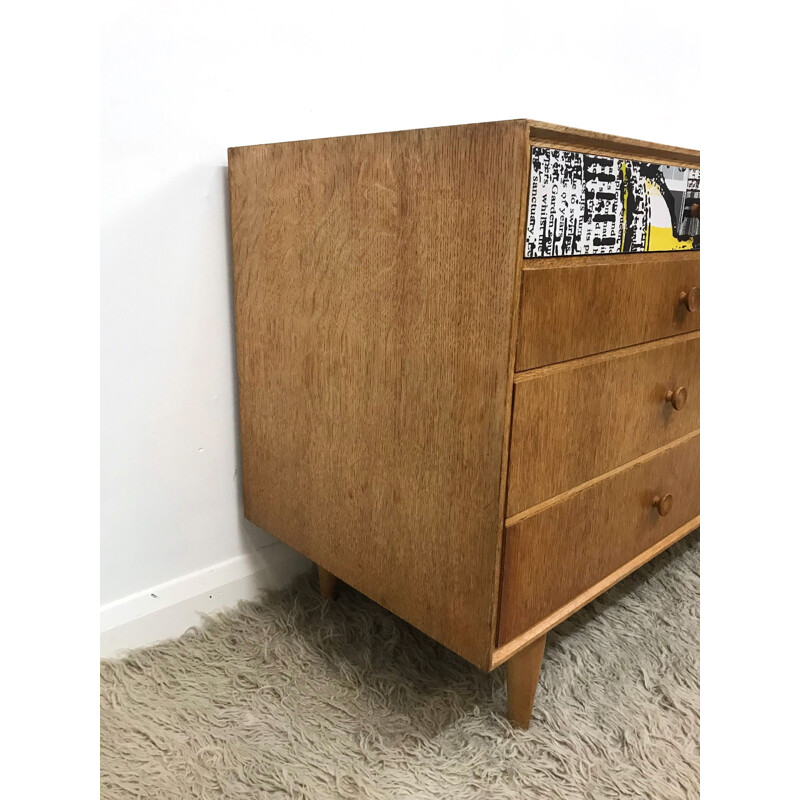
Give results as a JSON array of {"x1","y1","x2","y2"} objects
[
  {"x1": 515, "y1": 255, "x2": 700, "y2": 370},
  {"x1": 507, "y1": 332, "x2": 699, "y2": 517},
  {"x1": 498, "y1": 433, "x2": 700, "y2": 646},
  {"x1": 524, "y1": 145, "x2": 700, "y2": 258}
]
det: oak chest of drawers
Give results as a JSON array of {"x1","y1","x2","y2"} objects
[{"x1": 228, "y1": 119, "x2": 700, "y2": 729}]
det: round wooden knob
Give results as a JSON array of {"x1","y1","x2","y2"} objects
[
  {"x1": 652, "y1": 493, "x2": 673, "y2": 517},
  {"x1": 679, "y1": 287, "x2": 699, "y2": 313},
  {"x1": 665, "y1": 386, "x2": 688, "y2": 411},
  {"x1": 690, "y1": 202, "x2": 700, "y2": 219}
]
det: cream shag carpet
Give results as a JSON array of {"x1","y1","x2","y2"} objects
[{"x1": 101, "y1": 534, "x2": 699, "y2": 799}]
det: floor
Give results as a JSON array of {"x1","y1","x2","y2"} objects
[{"x1": 100, "y1": 533, "x2": 699, "y2": 799}]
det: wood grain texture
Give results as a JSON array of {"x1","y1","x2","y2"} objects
[
  {"x1": 498, "y1": 433, "x2": 700, "y2": 646},
  {"x1": 486, "y1": 122, "x2": 544, "y2": 655},
  {"x1": 229, "y1": 121, "x2": 528, "y2": 668},
  {"x1": 528, "y1": 119, "x2": 700, "y2": 168},
  {"x1": 506, "y1": 634, "x2": 546, "y2": 728},
  {"x1": 491, "y1": 514, "x2": 699, "y2": 668},
  {"x1": 523, "y1": 251, "x2": 700, "y2": 271},
  {"x1": 507, "y1": 332, "x2": 700, "y2": 516},
  {"x1": 515, "y1": 255, "x2": 700, "y2": 370}
]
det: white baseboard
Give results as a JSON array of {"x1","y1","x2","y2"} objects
[{"x1": 100, "y1": 542, "x2": 311, "y2": 658}]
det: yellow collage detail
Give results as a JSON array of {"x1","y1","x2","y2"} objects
[{"x1": 644, "y1": 177, "x2": 695, "y2": 252}]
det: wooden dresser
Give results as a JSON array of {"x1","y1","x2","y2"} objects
[{"x1": 228, "y1": 119, "x2": 700, "y2": 729}]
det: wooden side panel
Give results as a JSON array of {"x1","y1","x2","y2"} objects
[
  {"x1": 228, "y1": 122, "x2": 527, "y2": 668},
  {"x1": 498, "y1": 433, "x2": 700, "y2": 645},
  {"x1": 507, "y1": 332, "x2": 700, "y2": 517},
  {"x1": 516, "y1": 254, "x2": 700, "y2": 370}
]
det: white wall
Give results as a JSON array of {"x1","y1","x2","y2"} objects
[{"x1": 100, "y1": 0, "x2": 699, "y2": 638}]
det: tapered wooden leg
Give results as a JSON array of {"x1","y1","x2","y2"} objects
[
  {"x1": 317, "y1": 565, "x2": 338, "y2": 600},
  {"x1": 506, "y1": 634, "x2": 546, "y2": 729}
]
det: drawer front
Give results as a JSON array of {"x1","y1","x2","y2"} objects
[
  {"x1": 516, "y1": 256, "x2": 700, "y2": 371},
  {"x1": 507, "y1": 332, "x2": 699, "y2": 517},
  {"x1": 498, "y1": 433, "x2": 700, "y2": 646},
  {"x1": 525, "y1": 146, "x2": 700, "y2": 259}
]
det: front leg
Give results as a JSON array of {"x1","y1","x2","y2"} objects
[{"x1": 506, "y1": 634, "x2": 547, "y2": 729}]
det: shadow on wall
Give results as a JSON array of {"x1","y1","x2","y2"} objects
[{"x1": 101, "y1": 162, "x2": 309, "y2": 606}]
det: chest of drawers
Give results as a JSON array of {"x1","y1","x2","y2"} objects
[{"x1": 228, "y1": 119, "x2": 700, "y2": 729}]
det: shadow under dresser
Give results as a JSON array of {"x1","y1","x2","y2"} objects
[{"x1": 228, "y1": 119, "x2": 700, "y2": 729}]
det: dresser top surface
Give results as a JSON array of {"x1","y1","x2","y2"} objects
[{"x1": 229, "y1": 118, "x2": 699, "y2": 166}]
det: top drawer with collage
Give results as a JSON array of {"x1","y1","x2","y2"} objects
[{"x1": 523, "y1": 145, "x2": 700, "y2": 259}]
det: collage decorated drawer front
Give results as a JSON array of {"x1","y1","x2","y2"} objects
[{"x1": 525, "y1": 146, "x2": 700, "y2": 258}]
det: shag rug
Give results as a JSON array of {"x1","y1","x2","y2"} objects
[{"x1": 100, "y1": 534, "x2": 699, "y2": 799}]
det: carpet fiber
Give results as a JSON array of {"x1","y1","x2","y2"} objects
[{"x1": 100, "y1": 534, "x2": 699, "y2": 799}]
